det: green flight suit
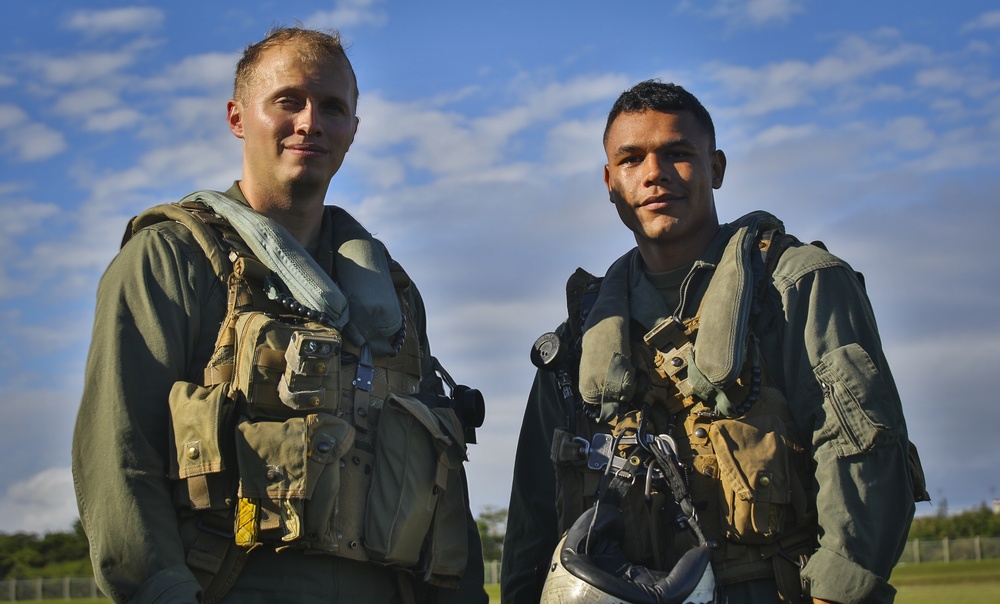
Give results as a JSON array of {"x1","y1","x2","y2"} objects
[
  {"x1": 502, "y1": 220, "x2": 917, "y2": 604},
  {"x1": 72, "y1": 183, "x2": 487, "y2": 604}
]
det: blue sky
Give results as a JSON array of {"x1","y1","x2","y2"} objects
[{"x1": 1, "y1": 0, "x2": 998, "y2": 533}]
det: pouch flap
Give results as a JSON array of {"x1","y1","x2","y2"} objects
[
  {"x1": 709, "y1": 415, "x2": 790, "y2": 506},
  {"x1": 168, "y1": 381, "x2": 231, "y2": 480}
]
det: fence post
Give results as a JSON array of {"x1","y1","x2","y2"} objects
[
  {"x1": 975, "y1": 535, "x2": 982, "y2": 561},
  {"x1": 35, "y1": 577, "x2": 42, "y2": 601},
  {"x1": 91, "y1": 576, "x2": 98, "y2": 599},
  {"x1": 943, "y1": 537, "x2": 950, "y2": 563},
  {"x1": 914, "y1": 539, "x2": 920, "y2": 564}
]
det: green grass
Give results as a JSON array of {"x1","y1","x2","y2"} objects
[
  {"x1": 893, "y1": 559, "x2": 1000, "y2": 604},
  {"x1": 482, "y1": 559, "x2": 1000, "y2": 604},
  {"x1": 893, "y1": 558, "x2": 1000, "y2": 586}
]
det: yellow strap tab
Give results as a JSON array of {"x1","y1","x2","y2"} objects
[{"x1": 234, "y1": 497, "x2": 259, "y2": 547}]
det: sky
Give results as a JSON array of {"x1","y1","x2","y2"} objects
[{"x1": 0, "y1": 0, "x2": 998, "y2": 534}]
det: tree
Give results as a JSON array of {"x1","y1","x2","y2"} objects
[
  {"x1": 477, "y1": 506, "x2": 507, "y2": 561},
  {"x1": 0, "y1": 519, "x2": 92, "y2": 579}
]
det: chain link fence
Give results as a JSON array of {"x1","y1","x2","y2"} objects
[
  {"x1": 899, "y1": 536, "x2": 1000, "y2": 564},
  {"x1": 0, "y1": 577, "x2": 104, "y2": 601}
]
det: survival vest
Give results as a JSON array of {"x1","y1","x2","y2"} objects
[
  {"x1": 541, "y1": 211, "x2": 926, "y2": 603},
  {"x1": 123, "y1": 193, "x2": 471, "y2": 602}
]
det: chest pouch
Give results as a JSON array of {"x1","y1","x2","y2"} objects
[
  {"x1": 365, "y1": 392, "x2": 468, "y2": 586},
  {"x1": 168, "y1": 381, "x2": 238, "y2": 511},
  {"x1": 233, "y1": 412, "x2": 355, "y2": 547},
  {"x1": 707, "y1": 407, "x2": 792, "y2": 545},
  {"x1": 233, "y1": 311, "x2": 343, "y2": 417}
]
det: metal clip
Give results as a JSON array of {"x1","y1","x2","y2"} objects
[{"x1": 352, "y1": 343, "x2": 374, "y2": 392}]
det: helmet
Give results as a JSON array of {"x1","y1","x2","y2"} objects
[{"x1": 540, "y1": 504, "x2": 718, "y2": 604}]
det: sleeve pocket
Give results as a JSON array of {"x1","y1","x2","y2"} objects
[{"x1": 813, "y1": 343, "x2": 902, "y2": 458}]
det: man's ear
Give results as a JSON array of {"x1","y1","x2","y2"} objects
[
  {"x1": 227, "y1": 99, "x2": 244, "y2": 139},
  {"x1": 712, "y1": 149, "x2": 727, "y2": 189},
  {"x1": 603, "y1": 164, "x2": 613, "y2": 200}
]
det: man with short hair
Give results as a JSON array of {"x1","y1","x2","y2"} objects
[
  {"x1": 73, "y1": 27, "x2": 487, "y2": 604},
  {"x1": 501, "y1": 80, "x2": 925, "y2": 603}
]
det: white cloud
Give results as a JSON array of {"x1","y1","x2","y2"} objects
[
  {"x1": 63, "y1": 7, "x2": 165, "y2": 36},
  {"x1": 0, "y1": 111, "x2": 67, "y2": 162},
  {"x1": 0, "y1": 467, "x2": 78, "y2": 533},
  {"x1": 352, "y1": 73, "x2": 625, "y2": 184},
  {"x1": 883, "y1": 116, "x2": 935, "y2": 152},
  {"x1": 679, "y1": 0, "x2": 806, "y2": 27},
  {"x1": 146, "y1": 52, "x2": 238, "y2": 94},
  {"x1": 711, "y1": 33, "x2": 928, "y2": 116},
  {"x1": 52, "y1": 87, "x2": 121, "y2": 116},
  {"x1": 961, "y1": 10, "x2": 1000, "y2": 33},
  {"x1": 0, "y1": 197, "x2": 59, "y2": 238},
  {"x1": 32, "y1": 51, "x2": 136, "y2": 87},
  {"x1": 306, "y1": 0, "x2": 389, "y2": 30},
  {"x1": 83, "y1": 108, "x2": 143, "y2": 132}
]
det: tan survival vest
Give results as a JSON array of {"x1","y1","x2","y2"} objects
[{"x1": 124, "y1": 198, "x2": 470, "y2": 602}]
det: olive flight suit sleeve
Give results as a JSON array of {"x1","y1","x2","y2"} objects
[
  {"x1": 72, "y1": 222, "x2": 226, "y2": 603},
  {"x1": 402, "y1": 282, "x2": 489, "y2": 604},
  {"x1": 767, "y1": 248, "x2": 915, "y2": 604},
  {"x1": 501, "y1": 324, "x2": 570, "y2": 604}
]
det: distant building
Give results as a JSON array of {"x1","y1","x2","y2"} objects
[{"x1": 993, "y1": 498, "x2": 1000, "y2": 515}]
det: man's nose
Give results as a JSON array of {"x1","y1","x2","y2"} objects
[
  {"x1": 295, "y1": 103, "x2": 322, "y2": 136},
  {"x1": 643, "y1": 155, "x2": 670, "y2": 186}
]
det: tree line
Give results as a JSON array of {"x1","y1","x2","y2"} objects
[{"x1": 2, "y1": 503, "x2": 998, "y2": 578}]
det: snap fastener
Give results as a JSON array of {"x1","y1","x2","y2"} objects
[
  {"x1": 758, "y1": 476, "x2": 771, "y2": 487},
  {"x1": 314, "y1": 362, "x2": 326, "y2": 375},
  {"x1": 309, "y1": 396, "x2": 322, "y2": 407},
  {"x1": 316, "y1": 441, "x2": 332, "y2": 454},
  {"x1": 670, "y1": 356, "x2": 684, "y2": 367},
  {"x1": 694, "y1": 427, "x2": 708, "y2": 439},
  {"x1": 186, "y1": 447, "x2": 200, "y2": 460}
]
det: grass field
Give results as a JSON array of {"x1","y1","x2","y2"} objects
[
  {"x1": 13, "y1": 560, "x2": 999, "y2": 603},
  {"x1": 893, "y1": 559, "x2": 1000, "y2": 604}
]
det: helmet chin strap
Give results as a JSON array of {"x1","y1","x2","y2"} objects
[
  {"x1": 540, "y1": 413, "x2": 721, "y2": 604},
  {"x1": 540, "y1": 505, "x2": 718, "y2": 604}
]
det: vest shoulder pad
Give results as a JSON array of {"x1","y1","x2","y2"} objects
[
  {"x1": 123, "y1": 201, "x2": 234, "y2": 285},
  {"x1": 565, "y1": 267, "x2": 603, "y2": 351}
]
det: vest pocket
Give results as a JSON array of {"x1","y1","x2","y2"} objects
[
  {"x1": 168, "y1": 381, "x2": 236, "y2": 510},
  {"x1": 365, "y1": 393, "x2": 467, "y2": 571},
  {"x1": 234, "y1": 413, "x2": 355, "y2": 545},
  {"x1": 709, "y1": 414, "x2": 791, "y2": 544},
  {"x1": 233, "y1": 312, "x2": 343, "y2": 415}
]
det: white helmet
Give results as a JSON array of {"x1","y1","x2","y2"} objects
[{"x1": 540, "y1": 504, "x2": 718, "y2": 604}]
